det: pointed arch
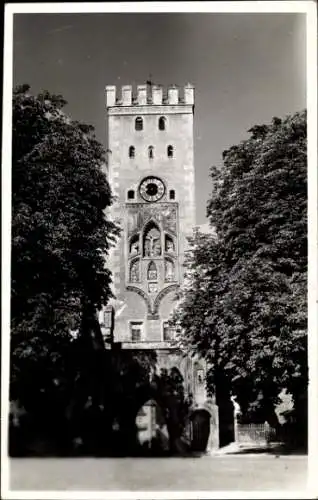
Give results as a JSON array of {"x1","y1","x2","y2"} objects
[
  {"x1": 153, "y1": 284, "x2": 179, "y2": 316},
  {"x1": 126, "y1": 285, "x2": 152, "y2": 315}
]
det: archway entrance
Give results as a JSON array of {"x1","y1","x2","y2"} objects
[{"x1": 190, "y1": 409, "x2": 211, "y2": 452}]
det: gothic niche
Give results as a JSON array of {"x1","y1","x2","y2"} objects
[
  {"x1": 147, "y1": 261, "x2": 158, "y2": 294},
  {"x1": 165, "y1": 234, "x2": 175, "y2": 254},
  {"x1": 164, "y1": 258, "x2": 175, "y2": 282},
  {"x1": 129, "y1": 235, "x2": 140, "y2": 256},
  {"x1": 129, "y1": 259, "x2": 140, "y2": 283},
  {"x1": 143, "y1": 222, "x2": 162, "y2": 257}
]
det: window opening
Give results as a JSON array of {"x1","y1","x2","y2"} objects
[
  {"x1": 159, "y1": 117, "x2": 166, "y2": 131},
  {"x1": 163, "y1": 321, "x2": 175, "y2": 341},
  {"x1": 148, "y1": 146, "x2": 154, "y2": 159},
  {"x1": 130, "y1": 321, "x2": 143, "y2": 342},
  {"x1": 135, "y1": 117, "x2": 143, "y2": 131}
]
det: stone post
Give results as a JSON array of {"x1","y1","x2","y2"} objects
[{"x1": 206, "y1": 398, "x2": 219, "y2": 452}]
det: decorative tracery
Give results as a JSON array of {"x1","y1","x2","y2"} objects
[{"x1": 126, "y1": 195, "x2": 178, "y2": 305}]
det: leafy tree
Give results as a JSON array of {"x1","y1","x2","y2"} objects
[
  {"x1": 173, "y1": 110, "x2": 307, "y2": 430},
  {"x1": 10, "y1": 85, "x2": 119, "y2": 450}
]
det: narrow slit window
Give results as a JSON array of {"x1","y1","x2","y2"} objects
[
  {"x1": 129, "y1": 146, "x2": 135, "y2": 158},
  {"x1": 148, "y1": 146, "x2": 154, "y2": 159},
  {"x1": 167, "y1": 145, "x2": 174, "y2": 158},
  {"x1": 135, "y1": 117, "x2": 143, "y2": 131},
  {"x1": 169, "y1": 189, "x2": 175, "y2": 200}
]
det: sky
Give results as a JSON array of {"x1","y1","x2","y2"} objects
[{"x1": 13, "y1": 12, "x2": 306, "y2": 224}]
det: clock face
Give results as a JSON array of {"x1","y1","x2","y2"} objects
[{"x1": 139, "y1": 177, "x2": 165, "y2": 202}]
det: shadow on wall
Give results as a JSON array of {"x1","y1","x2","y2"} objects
[{"x1": 9, "y1": 349, "x2": 205, "y2": 457}]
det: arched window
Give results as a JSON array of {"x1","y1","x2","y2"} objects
[
  {"x1": 129, "y1": 260, "x2": 140, "y2": 283},
  {"x1": 169, "y1": 189, "x2": 175, "y2": 200},
  {"x1": 164, "y1": 258, "x2": 175, "y2": 282},
  {"x1": 167, "y1": 145, "x2": 174, "y2": 158},
  {"x1": 129, "y1": 146, "x2": 135, "y2": 158},
  {"x1": 159, "y1": 116, "x2": 166, "y2": 131},
  {"x1": 127, "y1": 189, "x2": 135, "y2": 200},
  {"x1": 147, "y1": 261, "x2": 157, "y2": 280},
  {"x1": 148, "y1": 146, "x2": 154, "y2": 159},
  {"x1": 135, "y1": 117, "x2": 143, "y2": 131},
  {"x1": 143, "y1": 222, "x2": 161, "y2": 257}
]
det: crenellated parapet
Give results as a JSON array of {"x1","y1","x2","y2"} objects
[{"x1": 105, "y1": 83, "x2": 194, "y2": 107}]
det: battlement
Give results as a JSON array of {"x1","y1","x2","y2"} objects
[{"x1": 105, "y1": 84, "x2": 194, "y2": 107}]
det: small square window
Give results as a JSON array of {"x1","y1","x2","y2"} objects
[
  {"x1": 128, "y1": 190, "x2": 135, "y2": 200},
  {"x1": 167, "y1": 145, "x2": 174, "y2": 158},
  {"x1": 130, "y1": 321, "x2": 143, "y2": 342}
]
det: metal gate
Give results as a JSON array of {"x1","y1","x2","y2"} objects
[{"x1": 190, "y1": 410, "x2": 210, "y2": 452}]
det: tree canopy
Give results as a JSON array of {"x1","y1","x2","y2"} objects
[
  {"x1": 173, "y1": 110, "x2": 307, "y2": 425},
  {"x1": 11, "y1": 84, "x2": 119, "y2": 423}
]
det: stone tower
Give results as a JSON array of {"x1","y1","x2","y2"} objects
[
  {"x1": 104, "y1": 84, "x2": 219, "y2": 452},
  {"x1": 105, "y1": 83, "x2": 195, "y2": 346}
]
